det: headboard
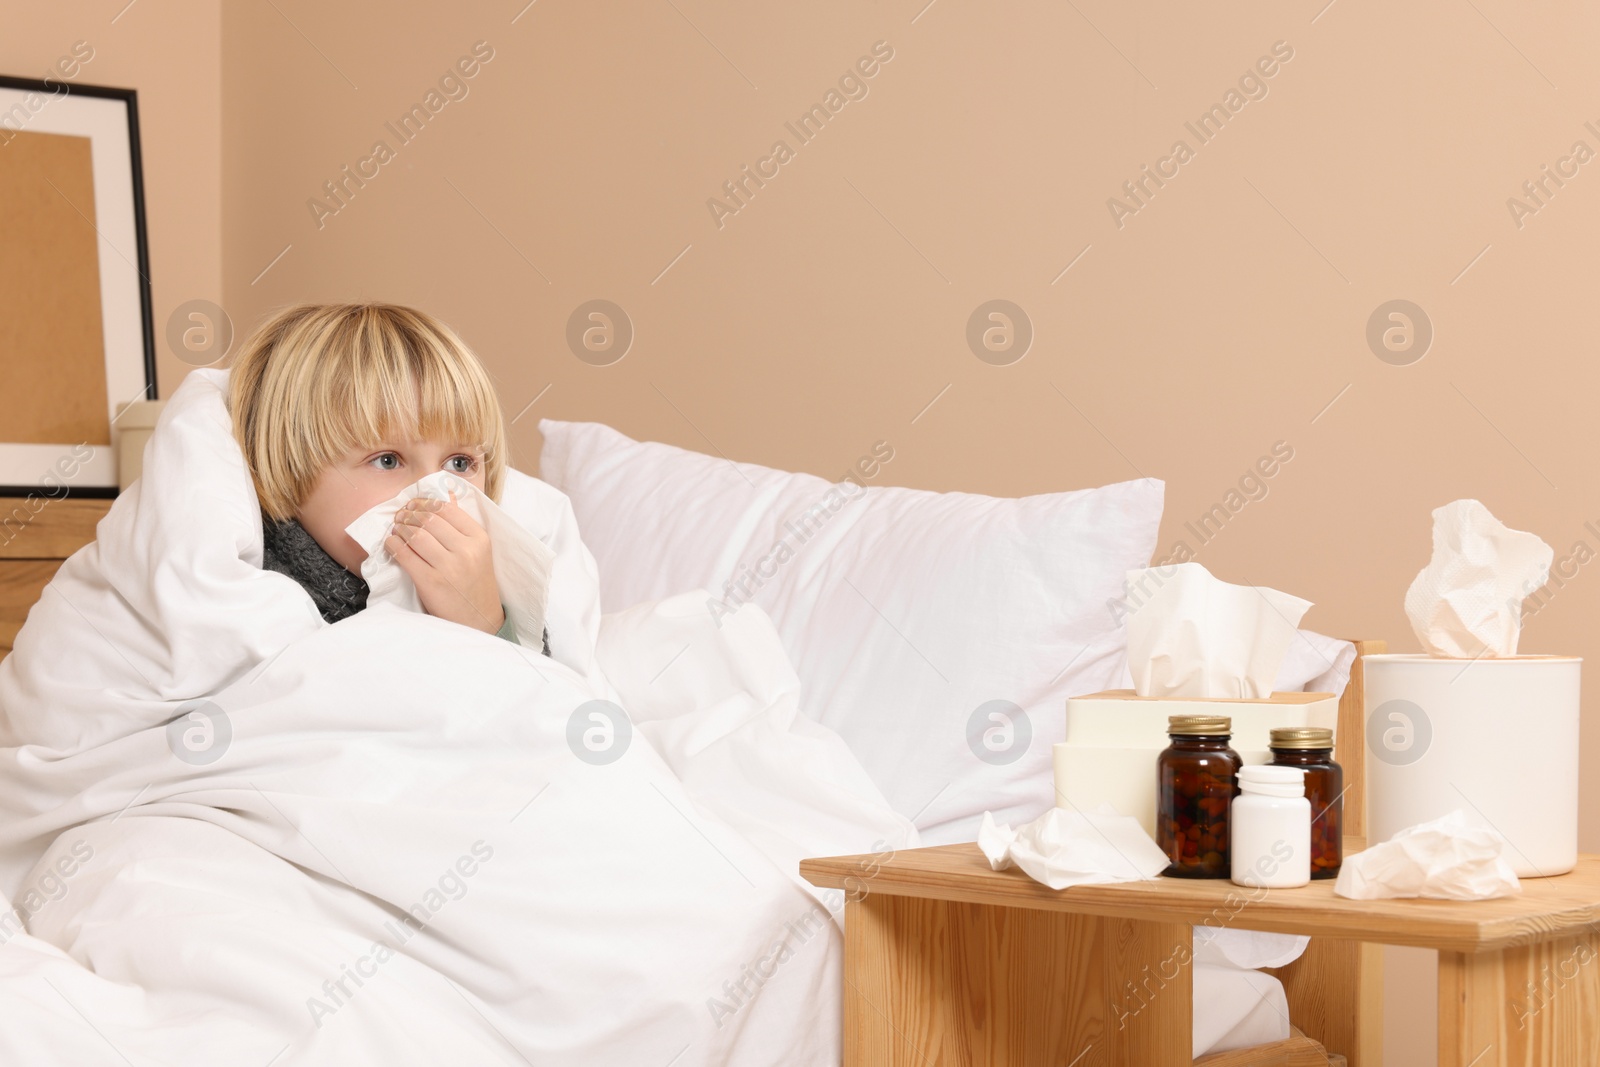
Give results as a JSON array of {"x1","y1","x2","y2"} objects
[{"x1": 0, "y1": 496, "x2": 112, "y2": 664}]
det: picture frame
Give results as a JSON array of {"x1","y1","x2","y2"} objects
[{"x1": 0, "y1": 74, "x2": 156, "y2": 499}]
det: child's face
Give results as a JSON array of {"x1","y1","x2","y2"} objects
[{"x1": 294, "y1": 438, "x2": 488, "y2": 573}]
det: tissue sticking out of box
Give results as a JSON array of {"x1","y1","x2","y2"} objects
[
  {"x1": 1404, "y1": 499, "x2": 1552, "y2": 659},
  {"x1": 1122, "y1": 562, "x2": 1312, "y2": 699}
]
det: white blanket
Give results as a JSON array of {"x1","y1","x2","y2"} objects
[{"x1": 0, "y1": 369, "x2": 914, "y2": 1065}]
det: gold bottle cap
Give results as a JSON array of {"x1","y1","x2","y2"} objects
[
  {"x1": 1269, "y1": 727, "x2": 1335, "y2": 749},
  {"x1": 1167, "y1": 715, "x2": 1232, "y2": 736}
]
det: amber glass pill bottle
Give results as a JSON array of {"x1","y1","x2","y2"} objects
[
  {"x1": 1269, "y1": 727, "x2": 1343, "y2": 880},
  {"x1": 1157, "y1": 715, "x2": 1242, "y2": 879}
]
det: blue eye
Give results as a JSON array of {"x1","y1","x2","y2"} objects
[
  {"x1": 446, "y1": 454, "x2": 478, "y2": 474},
  {"x1": 372, "y1": 453, "x2": 400, "y2": 470}
]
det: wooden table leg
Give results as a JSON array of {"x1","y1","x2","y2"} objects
[
  {"x1": 1437, "y1": 930, "x2": 1600, "y2": 1066},
  {"x1": 842, "y1": 894, "x2": 1194, "y2": 1066}
]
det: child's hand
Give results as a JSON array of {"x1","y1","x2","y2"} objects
[{"x1": 385, "y1": 490, "x2": 504, "y2": 635}]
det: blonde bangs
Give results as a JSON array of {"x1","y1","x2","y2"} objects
[{"x1": 229, "y1": 304, "x2": 507, "y2": 521}]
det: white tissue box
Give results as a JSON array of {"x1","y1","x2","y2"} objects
[
  {"x1": 1053, "y1": 690, "x2": 1339, "y2": 841},
  {"x1": 1364, "y1": 653, "x2": 1579, "y2": 878}
]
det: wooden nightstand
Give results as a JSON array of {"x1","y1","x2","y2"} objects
[
  {"x1": 0, "y1": 496, "x2": 113, "y2": 663},
  {"x1": 802, "y1": 839, "x2": 1600, "y2": 1067}
]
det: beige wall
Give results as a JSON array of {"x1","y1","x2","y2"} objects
[
  {"x1": 14, "y1": 1, "x2": 1600, "y2": 1062},
  {"x1": 1, "y1": 0, "x2": 223, "y2": 402}
]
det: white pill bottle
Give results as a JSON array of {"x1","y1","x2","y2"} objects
[{"x1": 1230, "y1": 765, "x2": 1311, "y2": 888}]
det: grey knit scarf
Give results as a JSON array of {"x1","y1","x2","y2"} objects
[{"x1": 261, "y1": 514, "x2": 370, "y2": 624}]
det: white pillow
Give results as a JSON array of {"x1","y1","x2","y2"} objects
[{"x1": 539, "y1": 419, "x2": 1165, "y2": 844}]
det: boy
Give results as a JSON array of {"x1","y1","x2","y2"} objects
[{"x1": 227, "y1": 303, "x2": 548, "y2": 654}]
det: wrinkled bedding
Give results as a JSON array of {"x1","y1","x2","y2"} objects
[{"x1": 0, "y1": 369, "x2": 914, "y2": 1065}]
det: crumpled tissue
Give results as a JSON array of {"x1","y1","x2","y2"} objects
[
  {"x1": 979, "y1": 806, "x2": 1169, "y2": 890},
  {"x1": 344, "y1": 469, "x2": 556, "y2": 646},
  {"x1": 1124, "y1": 561, "x2": 1313, "y2": 698},
  {"x1": 1334, "y1": 809, "x2": 1522, "y2": 900},
  {"x1": 1404, "y1": 499, "x2": 1553, "y2": 659}
]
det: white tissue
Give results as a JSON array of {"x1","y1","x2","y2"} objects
[
  {"x1": 1404, "y1": 499, "x2": 1553, "y2": 659},
  {"x1": 1191, "y1": 926, "x2": 1308, "y2": 1056},
  {"x1": 978, "y1": 806, "x2": 1169, "y2": 890},
  {"x1": 1124, "y1": 562, "x2": 1313, "y2": 698},
  {"x1": 344, "y1": 469, "x2": 556, "y2": 646},
  {"x1": 1193, "y1": 927, "x2": 1310, "y2": 970},
  {"x1": 1334, "y1": 809, "x2": 1522, "y2": 901}
]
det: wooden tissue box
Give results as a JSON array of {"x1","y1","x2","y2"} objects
[{"x1": 1053, "y1": 689, "x2": 1339, "y2": 841}]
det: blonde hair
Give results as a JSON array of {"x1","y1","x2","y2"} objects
[{"x1": 228, "y1": 303, "x2": 507, "y2": 522}]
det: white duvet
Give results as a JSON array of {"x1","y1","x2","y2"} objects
[{"x1": 0, "y1": 369, "x2": 914, "y2": 1065}]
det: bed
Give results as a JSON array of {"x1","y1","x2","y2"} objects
[{"x1": 0, "y1": 378, "x2": 1370, "y2": 1064}]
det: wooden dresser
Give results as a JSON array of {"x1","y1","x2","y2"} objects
[{"x1": 0, "y1": 496, "x2": 114, "y2": 664}]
